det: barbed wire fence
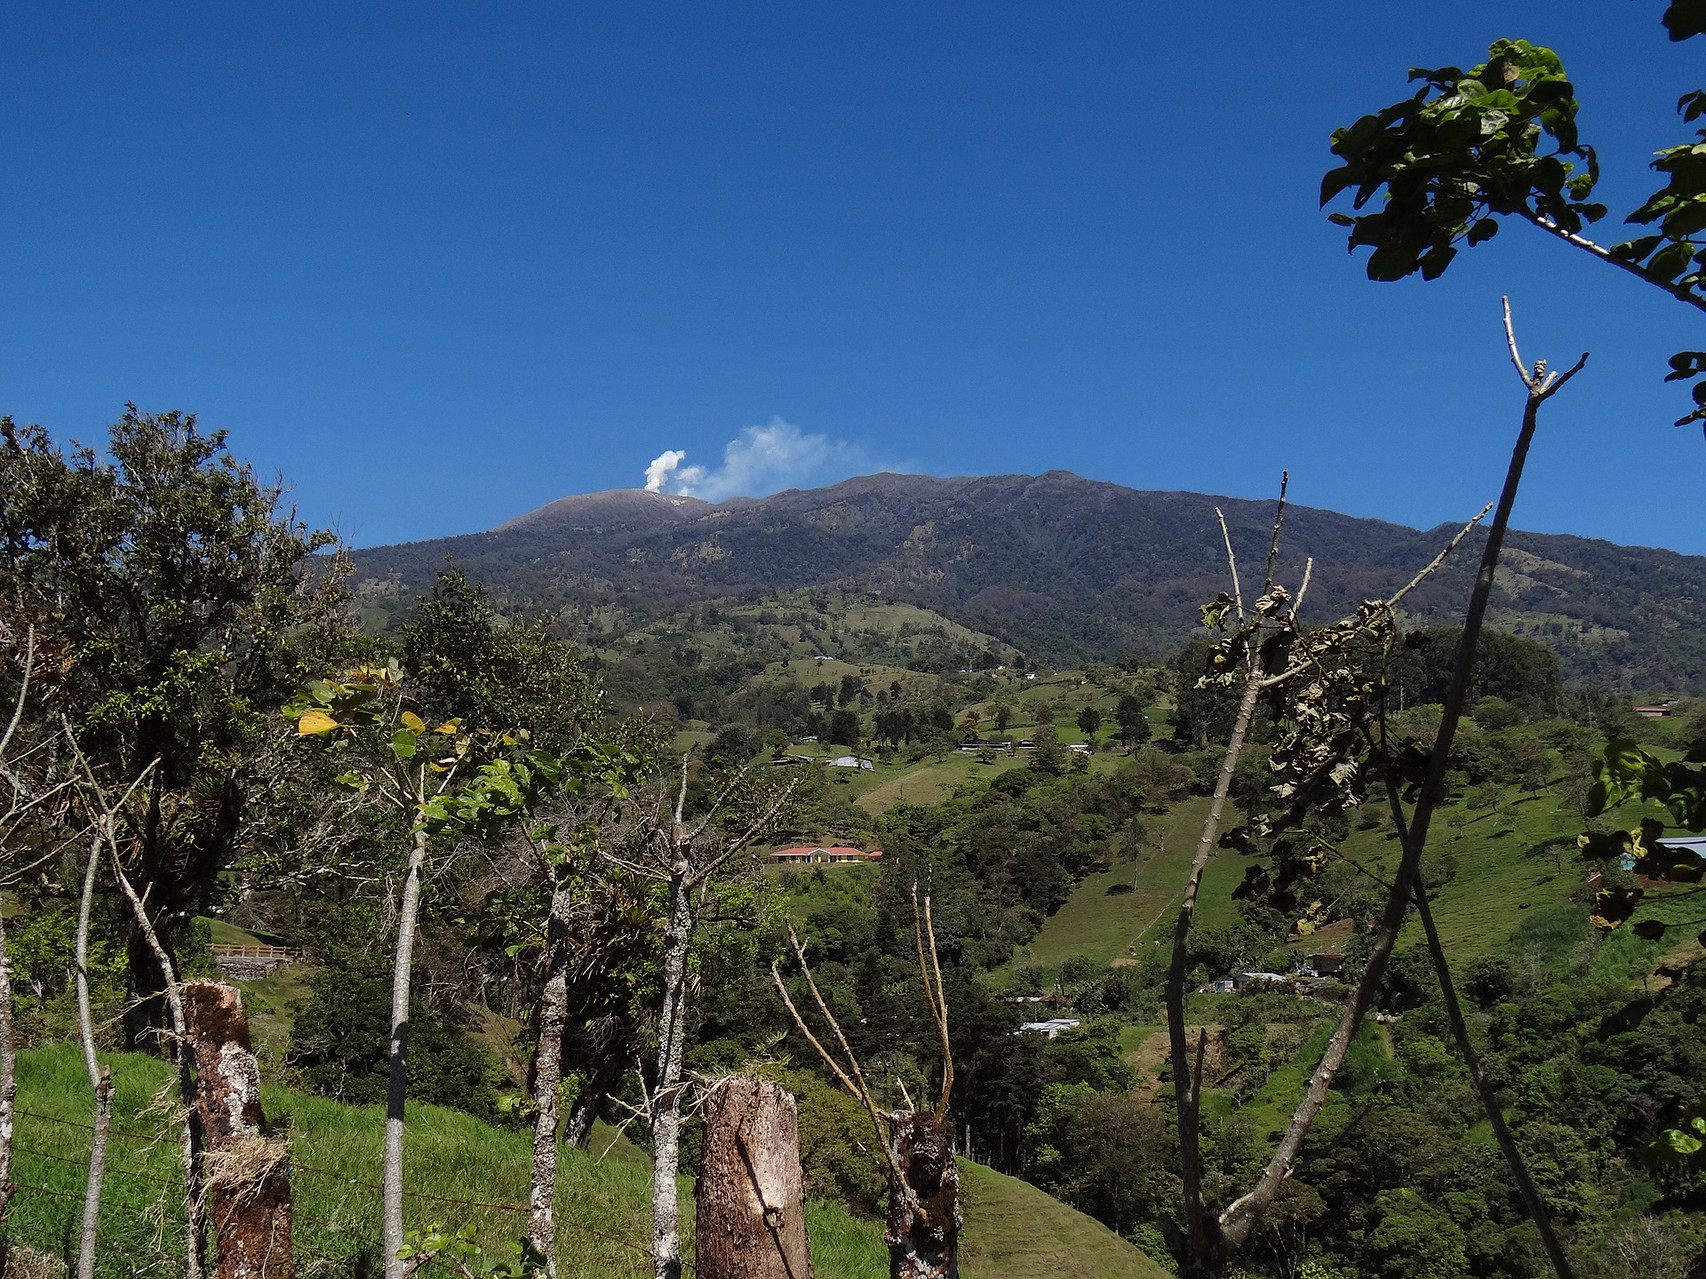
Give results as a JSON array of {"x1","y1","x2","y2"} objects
[{"x1": 4, "y1": 1104, "x2": 678, "y2": 1278}]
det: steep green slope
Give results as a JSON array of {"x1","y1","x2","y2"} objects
[{"x1": 6, "y1": 1043, "x2": 1161, "y2": 1279}]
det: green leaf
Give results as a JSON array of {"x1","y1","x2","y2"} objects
[
  {"x1": 1366, "y1": 244, "x2": 1419, "y2": 281},
  {"x1": 1667, "y1": 198, "x2": 1706, "y2": 239},
  {"x1": 1613, "y1": 234, "x2": 1664, "y2": 262},
  {"x1": 1666, "y1": 1127, "x2": 1704, "y2": 1155},
  {"x1": 1419, "y1": 243, "x2": 1458, "y2": 280},
  {"x1": 1664, "y1": 1, "x2": 1706, "y2": 42},
  {"x1": 1321, "y1": 166, "x2": 1357, "y2": 205},
  {"x1": 1650, "y1": 239, "x2": 1697, "y2": 280},
  {"x1": 391, "y1": 728, "x2": 418, "y2": 760}
]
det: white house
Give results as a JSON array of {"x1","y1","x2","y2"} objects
[{"x1": 1017, "y1": 1018, "x2": 1081, "y2": 1039}]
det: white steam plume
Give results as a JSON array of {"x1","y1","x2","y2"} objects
[
  {"x1": 643, "y1": 449, "x2": 701, "y2": 493},
  {"x1": 640, "y1": 418, "x2": 902, "y2": 501}
]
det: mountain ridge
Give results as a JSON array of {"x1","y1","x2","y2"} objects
[{"x1": 350, "y1": 470, "x2": 1706, "y2": 692}]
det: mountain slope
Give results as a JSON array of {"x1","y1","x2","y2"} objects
[{"x1": 351, "y1": 471, "x2": 1706, "y2": 691}]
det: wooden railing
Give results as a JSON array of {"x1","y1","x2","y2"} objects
[{"x1": 210, "y1": 944, "x2": 304, "y2": 960}]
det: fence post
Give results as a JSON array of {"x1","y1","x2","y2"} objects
[
  {"x1": 182, "y1": 980, "x2": 293, "y2": 1279},
  {"x1": 694, "y1": 1077, "x2": 812, "y2": 1279}
]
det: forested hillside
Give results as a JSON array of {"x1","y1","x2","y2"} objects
[{"x1": 349, "y1": 471, "x2": 1706, "y2": 694}]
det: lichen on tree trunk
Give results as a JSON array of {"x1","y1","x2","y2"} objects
[
  {"x1": 182, "y1": 980, "x2": 293, "y2": 1279},
  {"x1": 527, "y1": 881, "x2": 573, "y2": 1276},
  {"x1": 694, "y1": 1078, "x2": 812, "y2": 1279},
  {"x1": 884, "y1": 1111, "x2": 958, "y2": 1279}
]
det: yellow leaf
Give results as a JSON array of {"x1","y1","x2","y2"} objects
[
  {"x1": 401, "y1": 711, "x2": 426, "y2": 735},
  {"x1": 297, "y1": 710, "x2": 341, "y2": 736},
  {"x1": 434, "y1": 719, "x2": 462, "y2": 735}
]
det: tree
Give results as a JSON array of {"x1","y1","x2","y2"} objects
[
  {"x1": 602, "y1": 762, "x2": 794, "y2": 1279},
  {"x1": 1076, "y1": 706, "x2": 1103, "y2": 743},
  {"x1": 1322, "y1": 12, "x2": 1706, "y2": 426},
  {"x1": 510, "y1": 746, "x2": 649, "y2": 1270},
  {"x1": 828, "y1": 708, "x2": 861, "y2": 748},
  {"x1": 1029, "y1": 725, "x2": 1069, "y2": 778},
  {"x1": 1203, "y1": 317, "x2": 1588, "y2": 1279},
  {"x1": 401, "y1": 569, "x2": 598, "y2": 754},
  {"x1": 0, "y1": 408, "x2": 339, "y2": 1045},
  {"x1": 1172, "y1": 641, "x2": 1243, "y2": 747},
  {"x1": 288, "y1": 662, "x2": 571, "y2": 1279},
  {"x1": 1115, "y1": 693, "x2": 1152, "y2": 749},
  {"x1": 1162, "y1": 441, "x2": 1590, "y2": 1278}
]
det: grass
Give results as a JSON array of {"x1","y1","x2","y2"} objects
[
  {"x1": 1008, "y1": 796, "x2": 1212, "y2": 971},
  {"x1": 1014, "y1": 771, "x2": 1706, "y2": 984},
  {"x1": 957, "y1": 1160, "x2": 1171, "y2": 1279},
  {"x1": 853, "y1": 752, "x2": 1029, "y2": 814},
  {"x1": 7, "y1": 1043, "x2": 1158, "y2": 1279}
]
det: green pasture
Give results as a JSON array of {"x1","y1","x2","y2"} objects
[{"x1": 7, "y1": 1043, "x2": 1162, "y2": 1279}]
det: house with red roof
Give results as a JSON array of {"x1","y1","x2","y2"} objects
[{"x1": 767, "y1": 845, "x2": 883, "y2": 865}]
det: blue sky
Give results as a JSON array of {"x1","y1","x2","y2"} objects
[{"x1": 2, "y1": 2, "x2": 1702, "y2": 551}]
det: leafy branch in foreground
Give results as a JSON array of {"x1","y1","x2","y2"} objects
[
  {"x1": 288, "y1": 659, "x2": 581, "y2": 1279},
  {"x1": 1323, "y1": 16, "x2": 1706, "y2": 427}
]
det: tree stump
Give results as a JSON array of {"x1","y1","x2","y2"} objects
[
  {"x1": 182, "y1": 980, "x2": 293, "y2": 1279},
  {"x1": 694, "y1": 1078, "x2": 812, "y2": 1279},
  {"x1": 885, "y1": 1111, "x2": 959, "y2": 1279}
]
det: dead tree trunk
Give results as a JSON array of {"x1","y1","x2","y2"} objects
[
  {"x1": 182, "y1": 981, "x2": 292, "y2": 1279},
  {"x1": 694, "y1": 1077, "x2": 812, "y2": 1279},
  {"x1": 884, "y1": 1111, "x2": 958, "y2": 1279},
  {"x1": 771, "y1": 889, "x2": 959, "y2": 1279}
]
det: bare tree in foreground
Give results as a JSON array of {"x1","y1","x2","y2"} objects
[
  {"x1": 1373, "y1": 304, "x2": 1587, "y2": 1279},
  {"x1": 598, "y1": 761, "x2": 795, "y2": 1279},
  {"x1": 694, "y1": 1076, "x2": 812, "y2": 1279},
  {"x1": 773, "y1": 887, "x2": 958, "y2": 1279},
  {"x1": 0, "y1": 628, "x2": 78, "y2": 1224},
  {"x1": 1165, "y1": 301, "x2": 1586, "y2": 1279}
]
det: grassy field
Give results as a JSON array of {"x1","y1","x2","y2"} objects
[
  {"x1": 852, "y1": 752, "x2": 1031, "y2": 813},
  {"x1": 1008, "y1": 768, "x2": 1706, "y2": 983},
  {"x1": 1008, "y1": 795, "x2": 1213, "y2": 971},
  {"x1": 959, "y1": 1160, "x2": 1170, "y2": 1279},
  {"x1": 7, "y1": 1043, "x2": 1161, "y2": 1279}
]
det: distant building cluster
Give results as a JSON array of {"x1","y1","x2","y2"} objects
[{"x1": 1200, "y1": 954, "x2": 1344, "y2": 996}]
